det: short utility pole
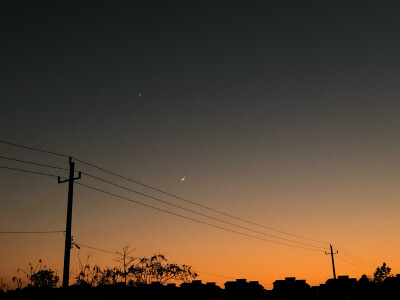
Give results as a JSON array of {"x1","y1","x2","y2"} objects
[
  {"x1": 325, "y1": 244, "x2": 338, "y2": 279},
  {"x1": 58, "y1": 157, "x2": 81, "y2": 288}
]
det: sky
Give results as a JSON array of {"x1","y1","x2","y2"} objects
[{"x1": 1, "y1": 0, "x2": 400, "y2": 289}]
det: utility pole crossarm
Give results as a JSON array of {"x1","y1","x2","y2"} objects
[
  {"x1": 58, "y1": 172, "x2": 81, "y2": 184},
  {"x1": 325, "y1": 244, "x2": 338, "y2": 280}
]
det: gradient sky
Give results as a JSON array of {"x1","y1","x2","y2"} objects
[{"x1": 1, "y1": 0, "x2": 400, "y2": 289}]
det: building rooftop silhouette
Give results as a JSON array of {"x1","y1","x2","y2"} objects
[{"x1": 4, "y1": 274, "x2": 400, "y2": 299}]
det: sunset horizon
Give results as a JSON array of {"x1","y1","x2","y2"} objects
[{"x1": 0, "y1": 140, "x2": 393, "y2": 289}]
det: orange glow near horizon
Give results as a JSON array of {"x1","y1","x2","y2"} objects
[
  {"x1": 1, "y1": 228, "x2": 399, "y2": 290},
  {"x1": 1, "y1": 176, "x2": 400, "y2": 290}
]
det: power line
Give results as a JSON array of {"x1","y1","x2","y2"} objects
[
  {"x1": 0, "y1": 139, "x2": 328, "y2": 246},
  {"x1": 83, "y1": 172, "x2": 326, "y2": 250},
  {"x1": 76, "y1": 158, "x2": 328, "y2": 245},
  {"x1": 0, "y1": 159, "x2": 325, "y2": 250},
  {"x1": 0, "y1": 140, "x2": 68, "y2": 158},
  {"x1": 0, "y1": 165, "x2": 60, "y2": 178},
  {"x1": 193, "y1": 271, "x2": 236, "y2": 280},
  {"x1": 334, "y1": 246, "x2": 376, "y2": 267},
  {"x1": 0, "y1": 231, "x2": 64, "y2": 234},
  {"x1": 0, "y1": 163, "x2": 373, "y2": 285},
  {"x1": 0, "y1": 141, "x2": 377, "y2": 277},
  {"x1": 76, "y1": 242, "x2": 118, "y2": 255},
  {"x1": 336, "y1": 256, "x2": 370, "y2": 272},
  {"x1": 0, "y1": 162, "x2": 324, "y2": 252},
  {"x1": 0, "y1": 155, "x2": 69, "y2": 171},
  {"x1": 339, "y1": 251, "x2": 376, "y2": 268},
  {"x1": 75, "y1": 181, "x2": 325, "y2": 253}
]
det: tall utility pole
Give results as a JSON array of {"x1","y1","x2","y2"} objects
[
  {"x1": 325, "y1": 244, "x2": 338, "y2": 279},
  {"x1": 58, "y1": 157, "x2": 81, "y2": 288}
]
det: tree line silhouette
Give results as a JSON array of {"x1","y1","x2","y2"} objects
[
  {"x1": 4, "y1": 245, "x2": 196, "y2": 290},
  {"x1": 1, "y1": 246, "x2": 399, "y2": 300}
]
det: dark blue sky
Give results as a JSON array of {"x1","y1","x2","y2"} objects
[
  {"x1": 2, "y1": 1, "x2": 400, "y2": 151},
  {"x1": 2, "y1": 1, "x2": 400, "y2": 183}
]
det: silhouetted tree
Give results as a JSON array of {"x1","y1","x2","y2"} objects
[
  {"x1": 29, "y1": 269, "x2": 59, "y2": 288},
  {"x1": 14, "y1": 260, "x2": 59, "y2": 288},
  {"x1": 114, "y1": 245, "x2": 136, "y2": 285},
  {"x1": 96, "y1": 267, "x2": 120, "y2": 286},
  {"x1": 74, "y1": 254, "x2": 100, "y2": 287},
  {"x1": 72, "y1": 247, "x2": 197, "y2": 288},
  {"x1": 373, "y1": 262, "x2": 391, "y2": 283},
  {"x1": 128, "y1": 253, "x2": 197, "y2": 285},
  {"x1": 74, "y1": 246, "x2": 136, "y2": 287}
]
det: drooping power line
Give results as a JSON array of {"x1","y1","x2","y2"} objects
[
  {"x1": 0, "y1": 163, "x2": 324, "y2": 252},
  {"x1": 2, "y1": 141, "x2": 379, "y2": 267},
  {"x1": 0, "y1": 147, "x2": 375, "y2": 269},
  {"x1": 0, "y1": 139, "x2": 329, "y2": 245},
  {"x1": 0, "y1": 157, "x2": 325, "y2": 249},
  {"x1": 0, "y1": 162, "x2": 324, "y2": 252},
  {"x1": 0, "y1": 140, "x2": 68, "y2": 158},
  {"x1": 334, "y1": 246, "x2": 376, "y2": 268},
  {"x1": 0, "y1": 165, "x2": 60, "y2": 178},
  {"x1": 75, "y1": 181, "x2": 325, "y2": 253},
  {"x1": 0, "y1": 231, "x2": 64, "y2": 234},
  {"x1": 0, "y1": 152, "x2": 324, "y2": 249},
  {"x1": 76, "y1": 242, "x2": 118, "y2": 255},
  {"x1": 335, "y1": 256, "x2": 371, "y2": 272},
  {"x1": 195, "y1": 271, "x2": 236, "y2": 280},
  {"x1": 0, "y1": 155, "x2": 68, "y2": 171},
  {"x1": 75, "y1": 157, "x2": 328, "y2": 245},
  {"x1": 82, "y1": 172, "x2": 326, "y2": 250}
]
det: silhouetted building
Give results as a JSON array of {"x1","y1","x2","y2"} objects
[
  {"x1": 6, "y1": 274, "x2": 400, "y2": 300},
  {"x1": 383, "y1": 274, "x2": 400, "y2": 299},
  {"x1": 224, "y1": 278, "x2": 266, "y2": 299},
  {"x1": 319, "y1": 275, "x2": 357, "y2": 300},
  {"x1": 273, "y1": 277, "x2": 312, "y2": 299},
  {"x1": 180, "y1": 280, "x2": 222, "y2": 299}
]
